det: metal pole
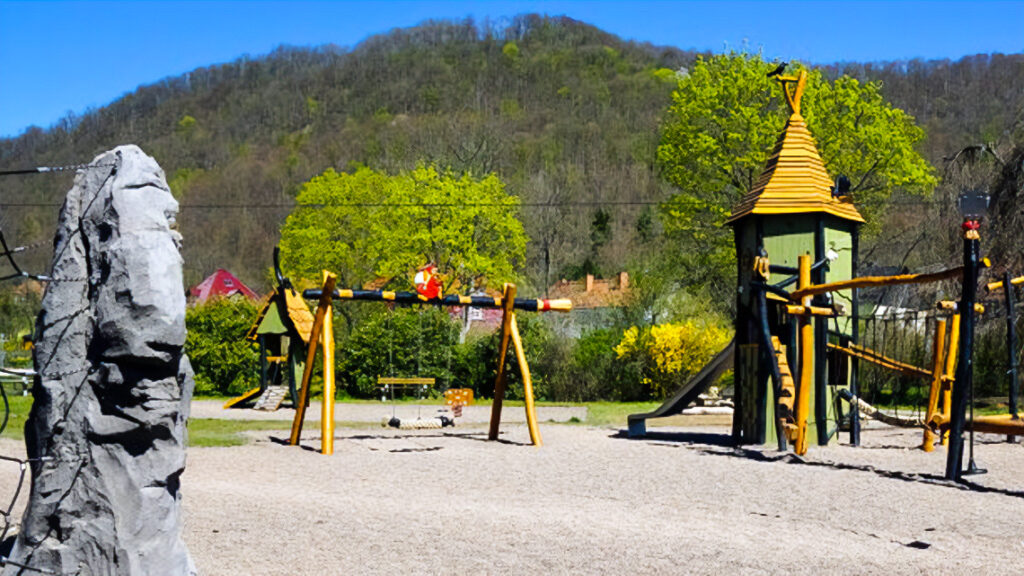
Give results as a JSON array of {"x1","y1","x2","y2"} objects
[
  {"x1": 945, "y1": 228, "x2": 979, "y2": 481},
  {"x1": 1005, "y1": 271, "x2": 1019, "y2": 423},
  {"x1": 850, "y1": 229, "x2": 861, "y2": 446}
]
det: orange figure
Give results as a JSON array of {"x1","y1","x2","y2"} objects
[{"x1": 414, "y1": 263, "x2": 442, "y2": 300}]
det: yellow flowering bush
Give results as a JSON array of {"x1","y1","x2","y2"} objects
[{"x1": 615, "y1": 320, "x2": 731, "y2": 398}]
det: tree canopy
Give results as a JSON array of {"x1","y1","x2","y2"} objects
[
  {"x1": 656, "y1": 53, "x2": 938, "y2": 297},
  {"x1": 279, "y1": 165, "x2": 528, "y2": 293}
]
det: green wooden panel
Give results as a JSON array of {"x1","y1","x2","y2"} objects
[
  {"x1": 761, "y1": 217, "x2": 814, "y2": 445},
  {"x1": 825, "y1": 225, "x2": 855, "y2": 336},
  {"x1": 256, "y1": 301, "x2": 288, "y2": 335},
  {"x1": 762, "y1": 216, "x2": 815, "y2": 286}
]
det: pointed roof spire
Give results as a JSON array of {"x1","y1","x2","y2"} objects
[{"x1": 726, "y1": 70, "x2": 864, "y2": 225}]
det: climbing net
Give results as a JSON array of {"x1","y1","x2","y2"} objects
[{"x1": 847, "y1": 307, "x2": 948, "y2": 424}]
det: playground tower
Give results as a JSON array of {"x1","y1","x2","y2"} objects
[{"x1": 727, "y1": 70, "x2": 864, "y2": 446}]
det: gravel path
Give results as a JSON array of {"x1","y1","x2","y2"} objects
[{"x1": 3, "y1": 421, "x2": 1024, "y2": 574}]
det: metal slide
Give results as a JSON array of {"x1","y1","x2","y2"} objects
[{"x1": 626, "y1": 338, "x2": 736, "y2": 437}]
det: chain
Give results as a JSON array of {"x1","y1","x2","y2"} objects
[
  {"x1": 0, "y1": 163, "x2": 117, "y2": 177},
  {"x1": 37, "y1": 365, "x2": 90, "y2": 380}
]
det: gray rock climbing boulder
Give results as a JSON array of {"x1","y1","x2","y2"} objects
[{"x1": 5, "y1": 145, "x2": 195, "y2": 575}]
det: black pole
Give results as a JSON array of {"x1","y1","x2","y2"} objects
[
  {"x1": 813, "y1": 217, "x2": 829, "y2": 444},
  {"x1": 945, "y1": 227, "x2": 980, "y2": 481},
  {"x1": 850, "y1": 228, "x2": 860, "y2": 446},
  {"x1": 1006, "y1": 271, "x2": 1019, "y2": 422}
]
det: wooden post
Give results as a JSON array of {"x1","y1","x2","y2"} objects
[
  {"x1": 289, "y1": 273, "x2": 337, "y2": 446},
  {"x1": 922, "y1": 318, "x2": 948, "y2": 452},
  {"x1": 941, "y1": 314, "x2": 961, "y2": 446},
  {"x1": 510, "y1": 313, "x2": 542, "y2": 446},
  {"x1": 795, "y1": 254, "x2": 813, "y2": 455},
  {"x1": 321, "y1": 271, "x2": 336, "y2": 455},
  {"x1": 488, "y1": 283, "x2": 517, "y2": 441}
]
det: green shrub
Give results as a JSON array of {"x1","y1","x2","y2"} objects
[
  {"x1": 614, "y1": 319, "x2": 732, "y2": 399},
  {"x1": 452, "y1": 315, "x2": 561, "y2": 401},
  {"x1": 338, "y1": 306, "x2": 460, "y2": 398},
  {"x1": 185, "y1": 298, "x2": 261, "y2": 396},
  {"x1": 563, "y1": 328, "x2": 645, "y2": 401}
]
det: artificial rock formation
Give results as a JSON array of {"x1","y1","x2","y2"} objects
[{"x1": 5, "y1": 146, "x2": 195, "y2": 575}]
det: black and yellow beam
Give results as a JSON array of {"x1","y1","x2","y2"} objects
[{"x1": 302, "y1": 288, "x2": 572, "y2": 313}]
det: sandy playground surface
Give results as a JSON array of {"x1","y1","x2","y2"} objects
[{"x1": 3, "y1": 409, "x2": 1024, "y2": 575}]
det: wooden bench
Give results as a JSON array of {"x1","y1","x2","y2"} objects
[{"x1": 376, "y1": 377, "x2": 436, "y2": 387}]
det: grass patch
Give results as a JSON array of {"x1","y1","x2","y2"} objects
[
  {"x1": 187, "y1": 419, "x2": 292, "y2": 447},
  {"x1": 0, "y1": 394, "x2": 32, "y2": 440}
]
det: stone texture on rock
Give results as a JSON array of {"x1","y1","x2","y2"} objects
[{"x1": 5, "y1": 145, "x2": 195, "y2": 575}]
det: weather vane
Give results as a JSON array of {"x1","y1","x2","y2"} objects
[{"x1": 766, "y1": 61, "x2": 807, "y2": 115}]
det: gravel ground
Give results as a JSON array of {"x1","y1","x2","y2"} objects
[{"x1": 3, "y1": 419, "x2": 1024, "y2": 575}]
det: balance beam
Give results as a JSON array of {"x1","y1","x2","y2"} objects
[{"x1": 790, "y1": 267, "x2": 963, "y2": 301}]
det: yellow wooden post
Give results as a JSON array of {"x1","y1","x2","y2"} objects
[
  {"x1": 922, "y1": 318, "x2": 948, "y2": 452},
  {"x1": 488, "y1": 283, "x2": 516, "y2": 441},
  {"x1": 510, "y1": 312, "x2": 542, "y2": 446},
  {"x1": 795, "y1": 254, "x2": 813, "y2": 455},
  {"x1": 320, "y1": 271, "x2": 336, "y2": 455},
  {"x1": 941, "y1": 313, "x2": 961, "y2": 446},
  {"x1": 289, "y1": 273, "x2": 336, "y2": 446}
]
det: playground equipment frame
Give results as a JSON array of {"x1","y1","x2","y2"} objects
[{"x1": 288, "y1": 273, "x2": 571, "y2": 454}]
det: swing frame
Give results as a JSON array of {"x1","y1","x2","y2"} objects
[{"x1": 289, "y1": 274, "x2": 568, "y2": 454}]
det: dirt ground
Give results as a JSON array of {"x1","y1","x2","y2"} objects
[{"x1": 3, "y1": 416, "x2": 1024, "y2": 575}]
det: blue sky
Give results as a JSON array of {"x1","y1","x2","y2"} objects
[{"x1": 1, "y1": 0, "x2": 1022, "y2": 137}]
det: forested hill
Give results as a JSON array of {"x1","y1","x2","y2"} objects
[{"x1": 0, "y1": 15, "x2": 1021, "y2": 291}]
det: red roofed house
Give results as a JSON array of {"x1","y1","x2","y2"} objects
[{"x1": 190, "y1": 269, "x2": 258, "y2": 303}]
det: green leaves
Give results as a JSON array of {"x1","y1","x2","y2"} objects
[
  {"x1": 279, "y1": 165, "x2": 528, "y2": 293},
  {"x1": 656, "y1": 53, "x2": 938, "y2": 299},
  {"x1": 659, "y1": 53, "x2": 936, "y2": 226}
]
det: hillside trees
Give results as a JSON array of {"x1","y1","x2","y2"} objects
[
  {"x1": 0, "y1": 17, "x2": 1020, "y2": 296},
  {"x1": 279, "y1": 165, "x2": 527, "y2": 293},
  {"x1": 657, "y1": 53, "x2": 938, "y2": 300}
]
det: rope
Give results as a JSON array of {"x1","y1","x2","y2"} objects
[{"x1": 837, "y1": 389, "x2": 926, "y2": 429}]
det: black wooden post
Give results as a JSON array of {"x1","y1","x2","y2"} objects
[{"x1": 946, "y1": 221, "x2": 981, "y2": 481}]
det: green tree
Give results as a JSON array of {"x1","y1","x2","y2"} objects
[
  {"x1": 657, "y1": 53, "x2": 937, "y2": 296},
  {"x1": 280, "y1": 165, "x2": 528, "y2": 293}
]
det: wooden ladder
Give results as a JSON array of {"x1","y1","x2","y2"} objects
[
  {"x1": 254, "y1": 385, "x2": 289, "y2": 411},
  {"x1": 771, "y1": 336, "x2": 799, "y2": 440}
]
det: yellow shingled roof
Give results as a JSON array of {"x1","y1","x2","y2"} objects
[
  {"x1": 727, "y1": 70, "x2": 864, "y2": 226},
  {"x1": 726, "y1": 112, "x2": 864, "y2": 225},
  {"x1": 244, "y1": 287, "x2": 316, "y2": 344},
  {"x1": 283, "y1": 288, "x2": 315, "y2": 344}
]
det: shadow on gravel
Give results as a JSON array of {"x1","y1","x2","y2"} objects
[
  {"x1": 611, "y1": 429, "x2": 735, "y2": 448},
  {"x1": 268, "y1": 431, "x2": 532, "y2": 449},
  {"x1": 612, "y1": 429, "x2": 1024, "y2": 500}
]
